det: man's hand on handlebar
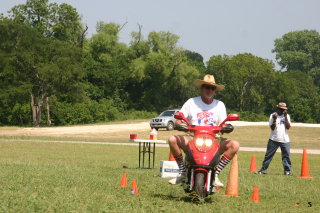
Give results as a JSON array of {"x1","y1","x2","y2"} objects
[
  {"x1": 174, "y1": 120, "x2": 188, "y2": 131},
  {"x1": 221, "y1": 123, "x2": 234, "y2": 133}
]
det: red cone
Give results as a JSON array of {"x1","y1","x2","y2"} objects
[
  {"x1": 131, "y1": 179, "x2": 139, "y2": 195},
  {"x1": 251, "y1": 186, "x2": 260, "y2": 203},
  {"x1": 120, "y1": 173, "x2": 127, "y2": 187},
  {"x1": 225, "y1": 154, "x2": 239, "y2": 197},
  {"x1": 300, "y1": 148, "x2": 313, "y2": 178},
  {"x1": 249, "y1": 155, "x2": 257, "y2": 172}
]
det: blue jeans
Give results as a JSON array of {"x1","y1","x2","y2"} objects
[{"x1": 260, "y1": 139, "x2": 292, "y2": 172}]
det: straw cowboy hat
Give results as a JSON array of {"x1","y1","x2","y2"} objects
[
  {"x1": 193, "y1": 74, "x2": 225, "y2": 91},
  {"x1": 277, "y1": 102, "x2": 288, "y2": 110}
]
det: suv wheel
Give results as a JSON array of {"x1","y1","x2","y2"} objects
[{"x1": 166, "y1": 121, "x2": 174, "y2": 131}]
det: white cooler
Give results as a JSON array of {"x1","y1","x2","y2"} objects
[{"x1": 160, "y1": 160, "x2": 180, "y2": 178}]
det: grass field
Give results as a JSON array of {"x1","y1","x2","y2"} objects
[
  {"x1": 1, "y1": 125, "x2": 319, "y2": 149},
  {"x1": 1, "y1": 139, "x2": 320, "y2": 212}
]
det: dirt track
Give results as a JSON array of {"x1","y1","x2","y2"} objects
[
  {"x1": 0, "y1": 122, "x2": 149, "y2": 136},
  {"x1": 0, "y1": 121, "x2": 319, "y2": 136}
]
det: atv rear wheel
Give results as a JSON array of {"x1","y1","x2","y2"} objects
[{"x1": 194, "y1": 172, "x2": 207, "y2": 198}]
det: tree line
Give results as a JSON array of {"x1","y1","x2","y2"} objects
[{"x1": 0, "y1": 0, "x2": 319, "y2": 126}]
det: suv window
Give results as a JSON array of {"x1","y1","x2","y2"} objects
[{"x1": 159, "y1": 110, "x2": 175, "y2": 117}]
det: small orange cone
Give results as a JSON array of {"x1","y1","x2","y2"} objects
[
  {"x1": 225, "y1": 154, "x2": 239, "y2": 197},
  {"x1": 216, "y1": 186, "x2": 220, "y2": 193},
  {"x1": 131, "y1": 179, "x2": 139, "y2": 195},
  {"x1": 120, "y1": 173, "x2": 128, "y2": 187},
  {"x1": 169, "y1": 152, "x2": 176, "y2": 161},
  {"x1": 249, "y1": 155, "x2": 257, "y2": 172},
  {"x1": 300, "y1": 148, "x2": 313, "y2": 178},
  {"x1": 251, "y1": 186, "x2": 260, "y2": 203}
]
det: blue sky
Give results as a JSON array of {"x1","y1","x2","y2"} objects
[{"x1": 1, "y1": 0, "x2": 320, "y2": 65}]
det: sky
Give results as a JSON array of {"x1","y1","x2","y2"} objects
[{"x1": 1, "y1": 0, "x2": 320, "y2": 66}]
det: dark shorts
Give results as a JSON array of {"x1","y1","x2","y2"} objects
[{"x1": 216, "y1": 136, "x2": 228, "y2": 144}]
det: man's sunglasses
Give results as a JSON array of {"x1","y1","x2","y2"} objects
[{"x1": 202, "y1": 85, "x2": 216, "y2": 91}]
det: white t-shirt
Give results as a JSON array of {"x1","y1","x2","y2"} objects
[
  {"x1": 269, "y1": 113, "x2": 291, "y2": 143},
  {"x1": 180, "y1": 96, "x2": 227, "y2": 126}
]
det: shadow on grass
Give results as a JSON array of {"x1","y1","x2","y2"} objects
[{"x1": 153, "y1": 193, "x2": 215, "y2": 204}]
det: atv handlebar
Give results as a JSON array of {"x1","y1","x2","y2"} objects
[
  {"x1": 174, "y1": 124, "x2": 189, "y2": 132},
  {"x1": 175, "y1": 123, "x2": 234, "y2": 134},
  {"x1": 173, "y1": 112, "x2": 239, "y2": 134}
]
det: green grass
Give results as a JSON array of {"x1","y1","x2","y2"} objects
[
  {"x1": 229, "y1": 126, "x2": 320, "y2": 149},
  {"x1": 0, "y1": 140, "x2": 320, "y2": 212}
]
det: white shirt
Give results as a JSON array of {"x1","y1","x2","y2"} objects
[
  {"x1": 180, "y1": 96, "x2": 227, "y2": 126},
  {"x1": 269, "y1": 113, "x2": 291, "y2": 143}
]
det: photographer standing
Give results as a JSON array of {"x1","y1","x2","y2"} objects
[{"x1": 258, "y1": 102, "x2": 292, "y2": 175}]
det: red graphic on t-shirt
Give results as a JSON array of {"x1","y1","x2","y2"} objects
[{"x1": 197, "y1": 111, "x2": 214, "y2": 126}]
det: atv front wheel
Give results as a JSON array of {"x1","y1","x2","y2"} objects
[{"x1": 194, "y1": 172, "x2": 207, "y2": 198}]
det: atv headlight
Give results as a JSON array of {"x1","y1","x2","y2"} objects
[
  {"x1": 204, "y1": 139, "x2": 213, "y2": 147},
  {"x1": 194, "y1": 137, "x2": 213, "y2": 152},
  {"x1": 195, "y1": 138, "x2": 204, "y2": 146}
]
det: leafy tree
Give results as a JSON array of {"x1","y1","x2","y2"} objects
[
  {"x1": 207, "y1": 53, "x2": 277, "y2": 113},
  {"x1": 185, "y1": 50, "x2": 204, "y2": 64},
  {"x1": 206, "y1": 53, "x2": 320, "y2": 122},
  {"x1": 273, "y1": 30, "x2": 320, "y2": 86},
  {"x1": 130, "y1": 28, "x2": 150, "y2": 58},
  {"x1": 8, "y1": 0, "x2": 86, "y2": 46},
  {"x1": 84, "y1": 22, "x2": 131, "y2": 104},
  {"x1": 128, "y1": 31, "x2": 201, "y2": 111},
  {"x1": 0, "y1": 19, "x2": 85, "y2": 126},
  {"x1": 184, "y1": 50, "x2": 206, "y2": 74},
  {"x1": 282, "y1": 70, "x2": 320, "y2": 122}
]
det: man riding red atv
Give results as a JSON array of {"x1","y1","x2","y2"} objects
[
  {"x1": 173, "y1": 111, "x2": 239, "y2": 197},
  {"x1": 168, "y1": 74, "x2": 240, "y2": 197}
]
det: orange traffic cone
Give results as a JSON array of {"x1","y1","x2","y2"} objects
[
  {"x1": 225, "y1": 154, "x2": 239, "y2": 197},
  {"x1": 131, "y1": 179, "x2": 139, "y2": 195},
  {"x1": 251, "y1": 186, "x2": 260, "y2": 203},
  {"x1": 249, "y1": 155, "x2": 257, "y2": 172},
  {"x1": 120, "y1": 172, "x2": 128, "y2": 187},
  {"x1": 300, "y1": 148, "x2": 313, "y2": 178},
  {"x1": 169, "y1": 152, "x2": 176, "y2": 161},
  {"x1": 216, "y1": 186, "x2": 220, "y2": 193}
]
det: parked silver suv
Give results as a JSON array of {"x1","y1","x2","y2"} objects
[{"x1": 149, "y1": 109, "x2": 180, "y2": 131}]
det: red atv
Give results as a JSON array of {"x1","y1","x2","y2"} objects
[{"x1": 174, "y1": 112, "x2": 240, "y2": 198}]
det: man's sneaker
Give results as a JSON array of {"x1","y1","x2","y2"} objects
[
  {"x1": 284, "y1": 171, "x2": 293, "y2": 176},
  {"x1": 256, "y1": 170, "x2": 267, "y2": 175},
  {"x1": 168, "y1": 172, "x2": 186, "y2": 185},
  {"x1": 213, "y1": 174, "x2": 224, "y2": 187}
]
